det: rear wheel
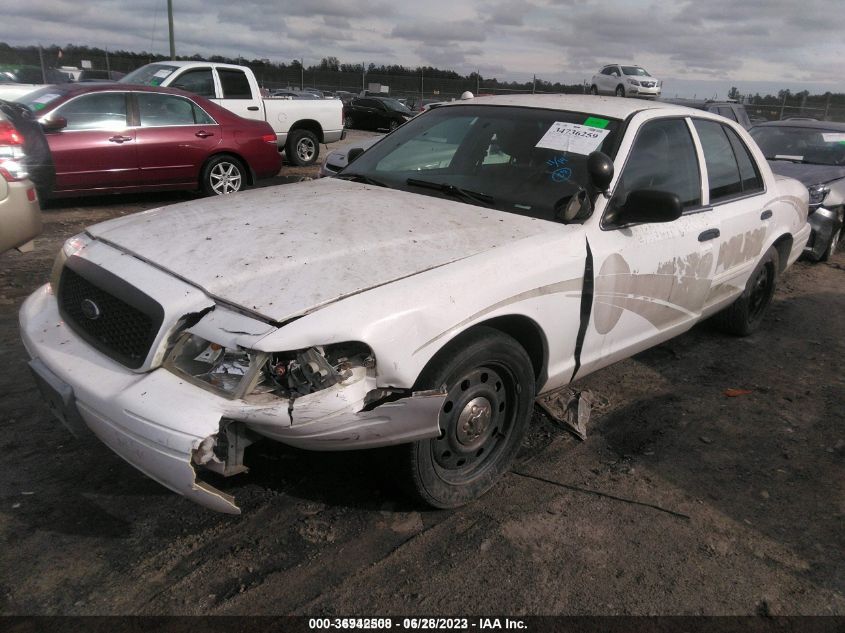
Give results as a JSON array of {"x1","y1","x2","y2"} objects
[
  {"x1": 615, "y1": 85, "x2": 626, "y2": 97},
  {"x1": 286, "y1": 129, "x2": 319, "y2": 166},
  {"x1": 389, "y1": 119, "x2": 400, "y2": 131},
  {"x1": 399, "y1": 327, "x2": 535, "y2": 508},
  {"x1": 201, "y1": 155, "x2": 245, "y2": 196},
  {"x1": 590, "y1": 85, "x2": 599, "y2": 95},
  {"x1": 714, "y1": 246, "x2": 779, "y2": 336},
  {"x1": 344, "y1": 114, "x2": 355, "y2": 129}
]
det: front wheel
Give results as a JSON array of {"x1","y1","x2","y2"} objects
[
  {"x1": 714, "y1": 246, "x2": 779, "y2": 336},
  {"x1": 201, "y1": 155, "x2": 245, "y2": 196},
  {"x1": 615, "y1": 85, "x2": 626, "y2": 97},
  {"x1": 344, "y1": 115, "x2": 355, "y2": 129},
  {"x1": 400, "y1": 327, "x2": 535, "y2": 508},
  {"x1": 590, "y1": 85, "x2": 599, "y2": 95},
  {"x1": 286, "y1": 129, "x2": 319, "y2": 166},
  {"x1": 388, "y1": 119, "x2": 400, "y2": 131}
]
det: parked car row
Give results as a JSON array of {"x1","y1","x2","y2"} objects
[{"x1": 21, "y1": 94, "x2": 815, "y2": 514}]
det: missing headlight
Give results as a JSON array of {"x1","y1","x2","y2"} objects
[{"x1": 257, "y1": 342, "x2": 375, "y2": 398}]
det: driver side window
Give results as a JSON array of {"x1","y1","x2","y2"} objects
[{"x1": 611, "y1": 118, "x2": 701, "y2": 215}]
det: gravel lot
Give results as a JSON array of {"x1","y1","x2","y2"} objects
[{"x1": 1, "y1": 131, "x2": 843, "y2": 615}]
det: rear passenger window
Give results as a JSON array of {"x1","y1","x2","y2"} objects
[
  {"x1": 218, "y1": 69, "x2": 252, "y2": 99},
  {"x1": 716, "y1": 106, "x2": 738, "y2": 122},
  {"x1": 138, "y1": 93, "x2": 216, "y2": 126},
  {"x1": 724, "y1": 127, "x2": 763, "y2": 193},
  {"x1": 613, "y1": 118, "x2": 701, "y2": 212},
  {"x1": 693, "y1": 119, "x2": 743, "y2": 201}
]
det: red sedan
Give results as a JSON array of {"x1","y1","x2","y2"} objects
[{"x1": 18, "y1": 84, "x2": 282, "y2": 198}]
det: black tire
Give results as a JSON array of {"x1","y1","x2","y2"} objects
[
  {"x1": 590, "y1": 85, "x2": 599, "y2": 95},
  {"x1": 389, "y1": 119, "x2": 400, "y2": 131},
  {"x1": 344, "y1": 114, "x2": 355, "y2": 129},
  {"x1": 714, "y1": 246, "x2": 779, "y2": 336},
  {"x1": 820, "y1": 211, "x2": 842, "y2": 262},
  {"x1": 400, "y1": 326, "x2": 535, "y2": 508},
  {"x1": 201, "y1": 155, "x2": 246, "y2": 196},
  {"x1": 615, "y1": 85, "x2": 626, "y2": 97},
  {"x1": 286, "y1": 129, "x2": 319, "y2": 166}
]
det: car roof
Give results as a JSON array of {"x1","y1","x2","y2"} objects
[
  {"x1": 751, "y1": 119, "x2": 845, "y2": 131},
  {"x1": 38, "y1": 82, "x2": 208, "y2": 100},
  {"x1": 143, "y1": 60, "x2": 246, "y2": 71},
  {"x1": 661, "y1": 98, "x2": 741, "y2": 109},
  {"x1": 437, "y1": 94, "x2": 684, "y2": 119}
]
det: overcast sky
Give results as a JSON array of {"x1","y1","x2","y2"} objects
[{"x1": 4, "y1": 0, "x2": 844, "y2": 98}]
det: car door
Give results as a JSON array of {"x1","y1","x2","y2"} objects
[
  {"x1": 577, "y1": 116, "x2": 719, "y2": 377},
  {"x1": 357, "y1": 99, "x2": 380, "y2": 129},
  {"x1": 46, "y1": 91, "x2": 138, "y2": 192},
  {"x1": 214, "y1": 68, "x2": 262, "y2": 121},
  {"x1": 690, "y1": 118, "x2": 769, "y2": 314},
  {"x1": 133, "y1": 92, "x2": 222, "y2": 187}
]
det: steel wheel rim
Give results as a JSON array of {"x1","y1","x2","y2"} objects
[
  {"x1": 297, "y1": 137, "x2": 316, "y2": 162},
  {"x1": 829, "y1": 227, "x2": 841, "y2": 256},
  {"x1": 431, "y1": 365, "x2": 517, "y2": 484},
  {"x1": 209, "y1": 162, "x2": 242, "y2": 195},
  {"x1": 748, "y1": 263, "x2": 772, "y2": 319}
]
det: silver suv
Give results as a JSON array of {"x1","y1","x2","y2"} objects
[{"x1": 590, "y1": 64, "x2": 661, "y2": 98}]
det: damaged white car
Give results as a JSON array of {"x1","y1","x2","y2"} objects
[{"x1": 20, "y1": 95, "x2": 810, "y2": 514}]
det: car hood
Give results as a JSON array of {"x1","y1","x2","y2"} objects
[
  {"x1": 87, "y1": 178, "x2": 551, "y2": 323},
  {"x1": 767, "y1": 161, "x2": 845, "y2": 186}
]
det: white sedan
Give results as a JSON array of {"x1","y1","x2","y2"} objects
[
  {"x1": 591, "y1": 64, "x2": 662, "y2": 98},
  {"x1": 20, "y1": 95, "x2": 809, "y2": 514}
]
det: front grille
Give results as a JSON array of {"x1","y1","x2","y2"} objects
[{"x1": 58, "y1": 264, "x2": 163, "y2": 369}]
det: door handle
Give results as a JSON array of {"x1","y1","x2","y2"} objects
[
  {"x1": 108, "y1": 135, "x2": 132, "y2": 143},
  {"x1": 761, "y1": 209, "x2": 773, "y2": 220},
  {"x1": 698, "y1": 228, "x2": 720, "y2": 242},
  {"x1": 195, "y1": 130, "x2": 214, "y2": 138},
  {"x1": 247, "y1": 106, "x2": 260, "y2": 111}
]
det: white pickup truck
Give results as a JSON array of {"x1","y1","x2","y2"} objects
[{"x1": 121, "y1": 61, "x2": 344, "y2": 166}]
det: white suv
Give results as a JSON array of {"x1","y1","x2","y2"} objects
[{"x1": 590, "y1": 65, "x2": 662, "y2": 99}]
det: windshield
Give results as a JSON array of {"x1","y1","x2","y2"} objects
[
  {"x1": 751, "y1": 126, "x2": 845, "y2": 166},
  {"x1": 340, "y1": 104, "x2": 621, "y2": 221},
  {"x1": 622, "y1": 66, "x2": 650, "y2": 77},
  {"x1": 120, "y1": 63, "x2": 178, "y2": 86},
  {"x1": 17, "y1": 86, "x2": 69, "y2": 111},
  {"x1": 380, "y1": 98, "x2": 411, "y2": 114}
]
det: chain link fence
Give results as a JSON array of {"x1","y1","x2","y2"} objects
[{"x1": 3, "y1": 45, "x2": 843, "y2": 120}]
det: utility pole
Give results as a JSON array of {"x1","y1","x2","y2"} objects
[
  {"x1": 105, "y1": 47, "x2": 111, "y2": 75},
  {"x1": 300, "y1": 58, "x2": 304, "y2": 90},
  {"x1": 421, "y1": 68, "x2": 424, "y2": 101},
  {"x1": 167, "y1": 0, "x2": 176, "y2": 59},
  {"x1": 532, "y1": 74, "x2": 536, "y2": 94},
  {"x1": 38, "y1": 45, "x2": 47, "y2": 83},
  {"x1": 362, "y1": 61, "x2": 366, "y2": 93},
  {"x1": 476, "y1": 69, "x2": 479, "y2": 95}
]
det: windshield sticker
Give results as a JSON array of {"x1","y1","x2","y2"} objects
[
  {"x1": 536, "y1": 122, "x2": 610, "y2": 155},
  {"x1": 583, "y1": 116, "x2": 610, "y2": 129},
  {"x1": 154, "y1": 68, "x2": 174, "y2": 79},
  {"x1": 822, "y1": 133, "x2": 845, "y2": 143},
  {"x1": 546, "y1": 155, "x2": 572, "y2": 182},
  {"x1": 31, "y1": 93, "x2": 59, "y2": 105},
  {"x1": 150, "y1": 78, "x2": 163, "y2": 86}
]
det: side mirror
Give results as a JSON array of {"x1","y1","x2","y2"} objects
[
  {"x1": 608, "y1": 189, "x2": 683, "y2": 225},
  {"x1": 347, "y1": 147, "x2": 365, "y2": 163},
  {"x1": 41, "y1": 116, "x2": 67, "y2": 133},
  {"x1": 587, "y1": 151, "x2": 614, "y2": 193}
]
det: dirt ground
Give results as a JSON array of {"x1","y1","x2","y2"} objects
[{"x1": 0, "y1": 136, "x2": 843, "y2": 615}]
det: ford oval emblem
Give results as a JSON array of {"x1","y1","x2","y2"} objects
[{"x1": 81, "y1": 298, "x2": 101, "y2": 320}]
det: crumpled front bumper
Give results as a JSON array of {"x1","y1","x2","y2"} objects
[
  {"x1": 804, "y1": 206, "x2": 842, "y2": 260},
  {"x1": 19, "y1": 284, "x2": 444, "y2": 513}
]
